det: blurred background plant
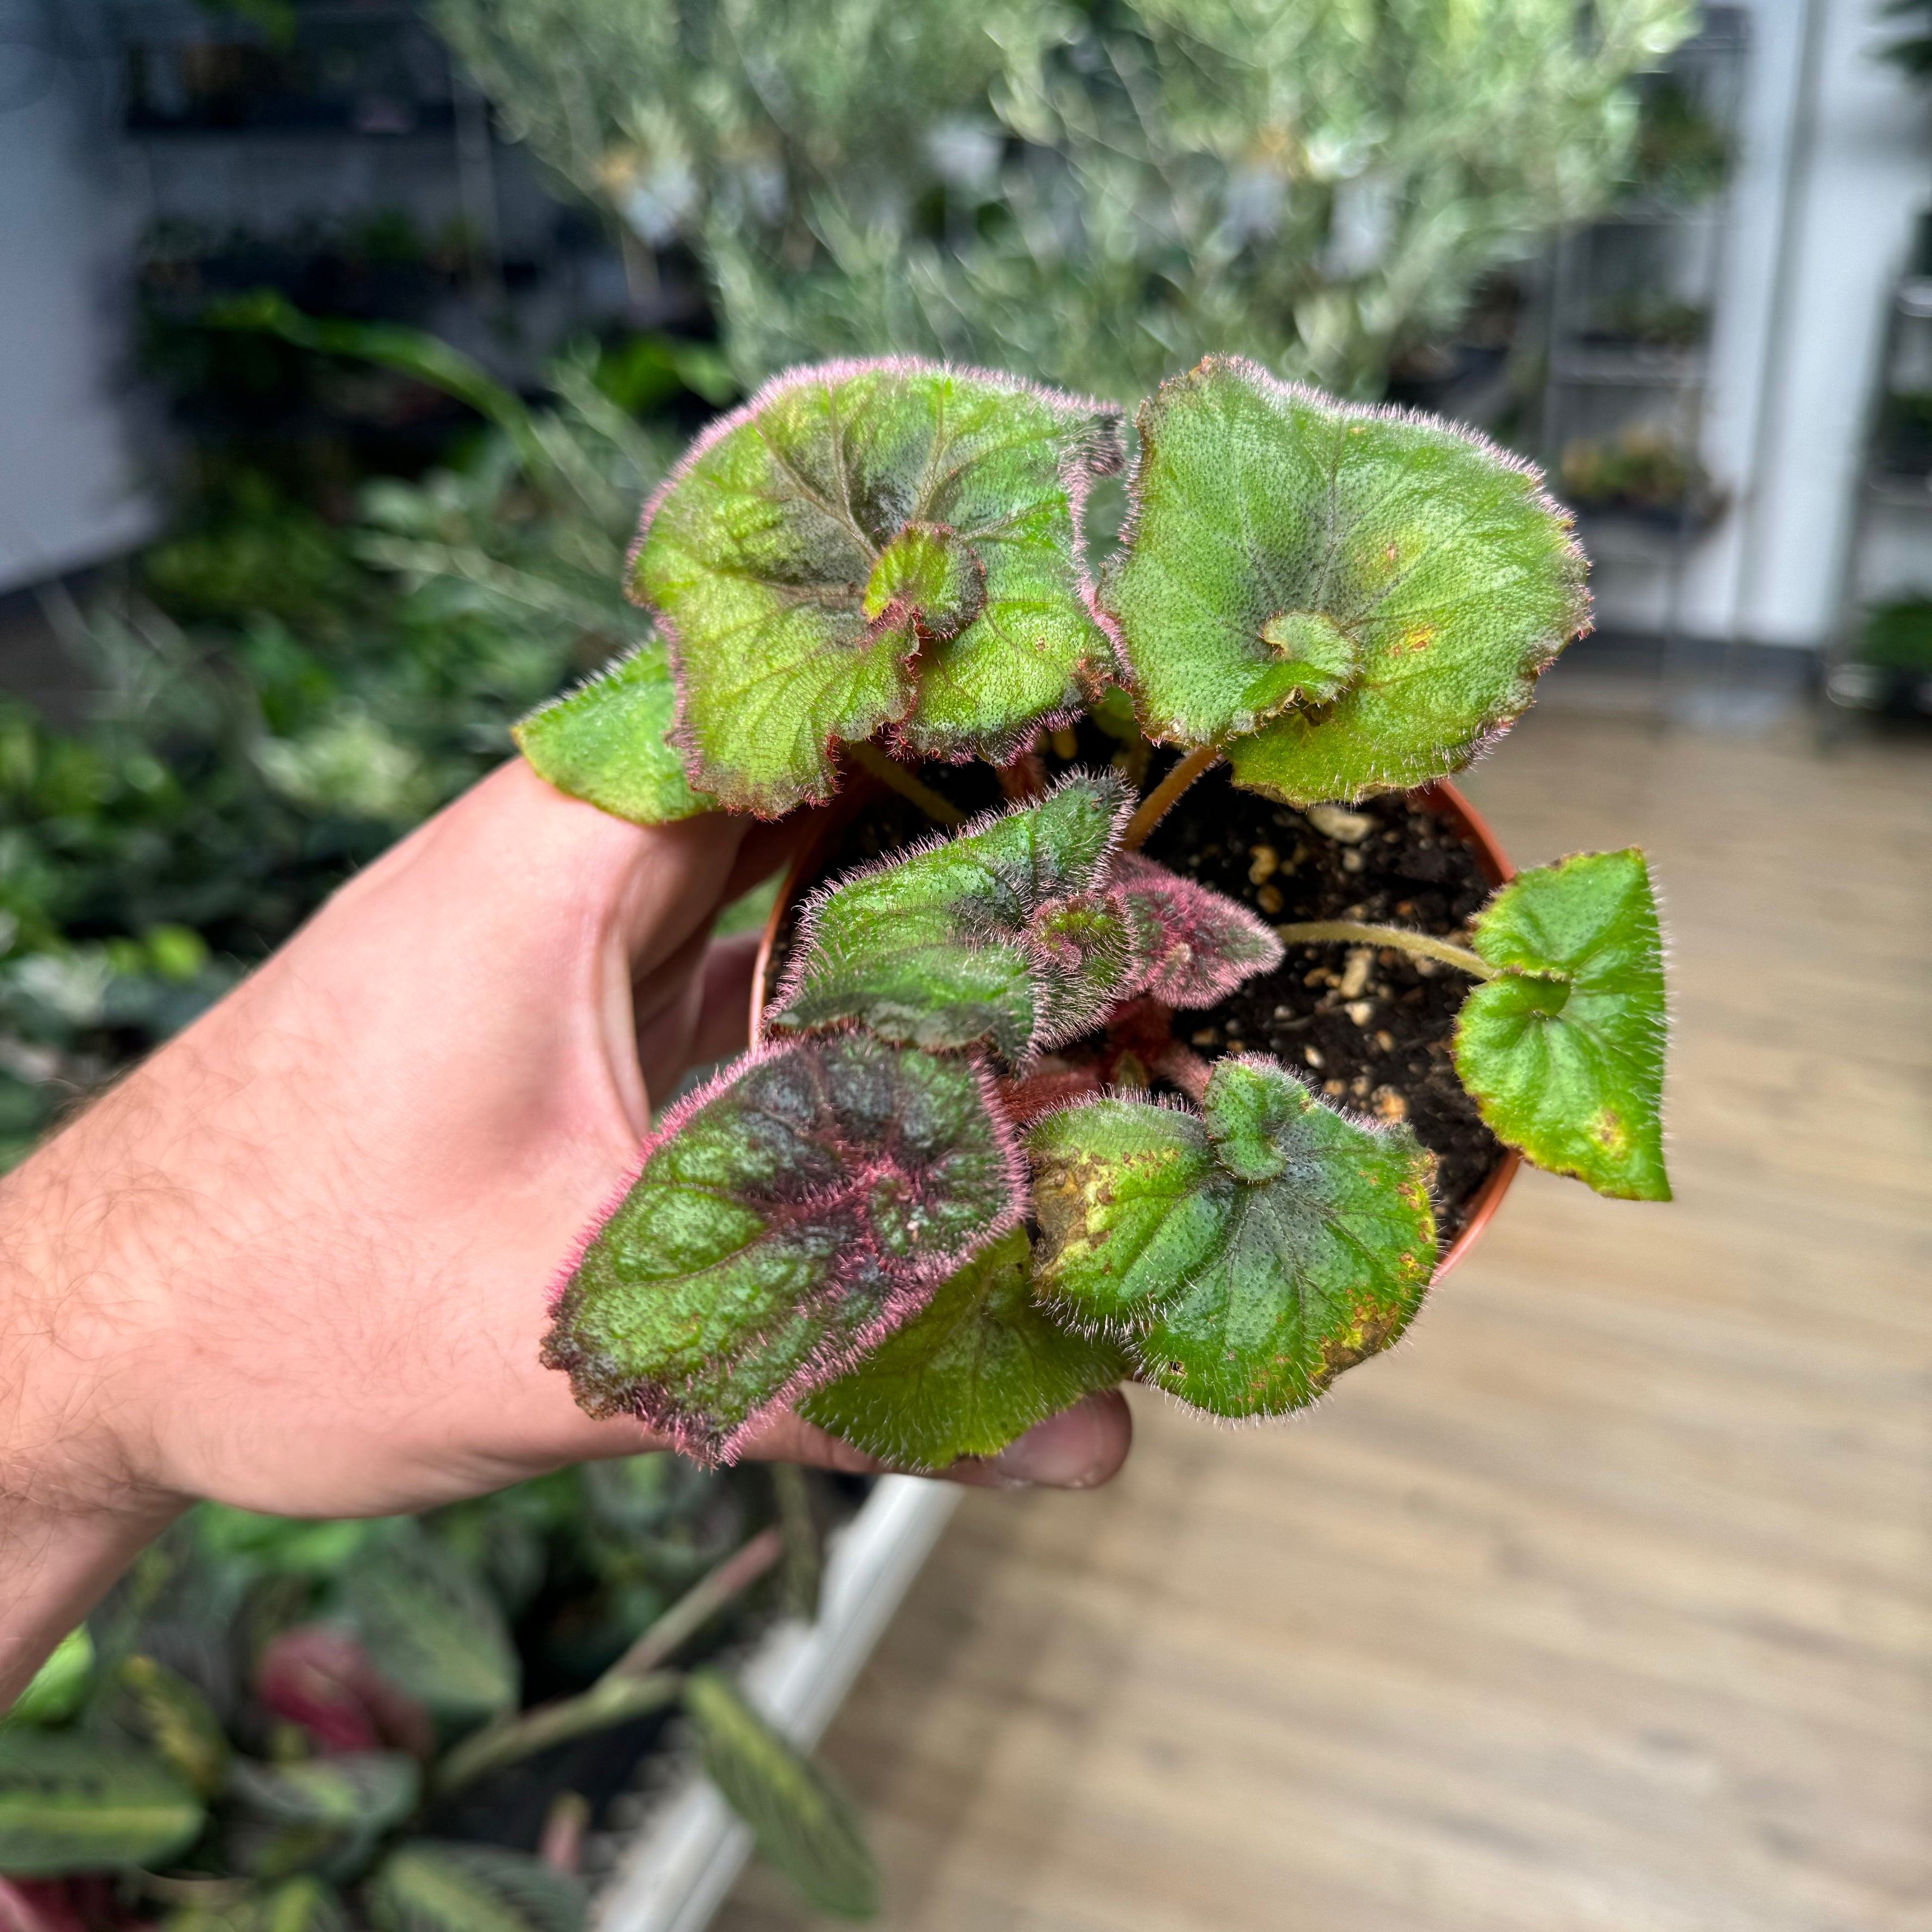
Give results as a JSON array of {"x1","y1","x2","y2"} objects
[
  {"x1": 0, "y1": 1456, "x2": 874, "y2": 1927},
  {"x1": 0, "y1": 307, "x2": 736, "y2": 1170},
  {"x1": 435, "y1": 0, "x2": 1698, "y2": 400}
]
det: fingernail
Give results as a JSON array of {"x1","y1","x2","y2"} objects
[{"x1": 984, "y1": 1398, "x2": 1112, "y2": 1489}]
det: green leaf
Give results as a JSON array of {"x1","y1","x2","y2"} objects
[
  {"x1": 3, "y1": 1628, "x2": 93, "y2": 1728},
  {"x1": 207, "y1": 292, "x2": 547, "y2": 477},
  {"x1": 227, "y1": 1753, "x2": 419, "y2": 1834},
  {"x1": 342, "y1": 1524, "x2": 520, "y2": 1728},
  {"x1": 542, "y1": 1030, "x2": 1025, "y2": 1462},
  {"x1": 1029, "y1": 1057, "x2": 1437, "y2": 1418},
  {"x1": 768, "y1": 773, "x2": 1135, "y2": 1065},
  {"x1": 160, "y1": 1876, "x2": 352, "y2": 1932},
  {"x1": 631, "y1": 360, "x2": 1122, "y2": 815},
  {"x1": 1454, "y1": 849, "x2": 1670, "y2": 1201},
  {"x1": 800, "y1": 1228, "x2": 1129, "y2": 1470},
  {"x1": 1101, "y1": 356, "x2": 1588, "y2": 803},
  {"x1": 103, "y1": 1655, "x2": 230, "y2": 1797},
  {"x1": 225, "y1": 1751, "x2": 418, "y2": 1883},
  {"x1": 0, "y1": 1727, "x2": 205, "y2": 1874},
  {"x1": 513, "y1": 640, "x2": 717, "y2": 825},
  {"x1": 683, "y1": 1670, "x2": 878, "y2": 1920},
  {"x1": 365, "y1": 1840, "x2": 585, "y2": 1932}
]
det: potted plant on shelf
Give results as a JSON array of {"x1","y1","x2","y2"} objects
[{"x1": 521, "y1": 353, "x2": 1671, "y2": 1472}]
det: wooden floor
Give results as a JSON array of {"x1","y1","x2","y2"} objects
[{"x1": 715, "y1": 709, "x2": 1932, "y2": 1932}]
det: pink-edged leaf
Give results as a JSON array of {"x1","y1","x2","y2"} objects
[
  {"x1": 1112, "y1": 853, "x2": 1284, "y2": 1008},
  {"x1": 629, "y1": 359, "x2": 1122, "y2": 816},
  {"x1": 541, "y1": 1031, "x2": 1026, "y2": 1463},
  {"x1": 768, "y1": 772, "x2": 1138, "y2": 1066}
]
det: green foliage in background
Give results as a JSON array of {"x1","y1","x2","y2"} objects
[
  {"x1": 0, "y1": 315, "x2": 726, "y2": 1169},
  {"x1": 2, "y1": 1455, "x2": 866, "y2": 1924},
  {"x1": 437, "y1": 0, "x2": 1695, "y2": 398},
  {"x1": 1861, "y1": 596, "x2": 1932, "y2": 672}
]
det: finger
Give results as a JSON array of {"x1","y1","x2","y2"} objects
[
  {"x1": 686, "y1": 933, "x2": 761, "y2": 1070},
  {"x1": 740, "y1": 1389, "x2": 1134, "y2": 1491},
  {"x1": 717, "y1": 804, "x2": 839, "y2": 909},
  {"x1": 942, "y1": 1389, "x2": 1133, "y2": 1490}
]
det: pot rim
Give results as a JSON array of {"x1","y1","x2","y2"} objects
[{"x1": 749, "y1": 769, "x2": 1518, "y2": 1286}]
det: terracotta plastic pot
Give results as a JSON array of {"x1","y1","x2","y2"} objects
[
  {"x1": 1409, "y1": 780, "x2": 1520, "y2": 1281},
  {"x1": 751, "y1": 771, "x2": 1519, "y2": 1286}
]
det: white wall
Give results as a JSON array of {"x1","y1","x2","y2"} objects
[
  {"x1": 1683, "y1": 0, "x2": 1931, "y2": 649},
  {"x1": 0, "y1": 16, "x2": 154, "y2": 593}
]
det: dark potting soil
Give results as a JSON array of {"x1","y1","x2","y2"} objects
[
  {"x1": 1139, "y1": 770, "x2": 1507, "y2": 1238},
  {"x1": 760, "y1": 745, "x2": 1506, "y2": 1240}
]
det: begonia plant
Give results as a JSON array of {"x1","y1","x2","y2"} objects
[{"x1": 524, "y1": 353, "x2": 1670, "y2": 1470}]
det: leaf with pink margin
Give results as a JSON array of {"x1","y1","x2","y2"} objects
[
  {"x1": 1111, "y1": 853, "x2": 1284, "y2": 1009},
  {"x1": 1028, "y1": 1056, "x2": 1436, "y2": 1419},
  {"x1": 540, "y1": 1032, "x2": 1025, "y2": 1463},
  {"x1": 1099, "y1": 356, "x2": 1589, "y2": 804},
  {"x1": 768, "y1": 773, "x2": 1138, "y2": 1067},
  {"x1": 629, "y1": 359, "x2": 1122, "y2": 817}
]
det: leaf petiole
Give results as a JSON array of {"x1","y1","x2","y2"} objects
[
  {"x1": 1271, "y1": 920, "x2": 1506, "y2": 982},
  {"x1": 847, "y1": 741, "x2": 968, "y2": 826},
  {"x1": 1121, "y1": 744, "x2": 1223, "y2": 850}
]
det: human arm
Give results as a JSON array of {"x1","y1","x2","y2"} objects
[{"x1": 0, "y1": 760, "x2": 1130, "y2": 1702}]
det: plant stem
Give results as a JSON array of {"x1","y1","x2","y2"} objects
[
  {"x1": 433, "y1": 1525, "x2": 784, "y2": 1795},
  {"x1": 1122, "y1": 745, "x2": 1222, "y2": 850},
  {"x1": 434, "y1": 1672, "x2": 683, "y2": 1794},
  {"x1": 996, "y1": 751, "x2": 1048, "y2": 801},
  {"x1": 848, "y1": 742, "x2": 967, "y2": 826},
  {"x1": 607, "y1": 1524, "x2": 784, "y2": 1680},
  {"x1": 1271, "y1": 921, "x2": 1500, "y2": 980},
  {"x1": 1152, "y1": 1040, "x2": 1214, "y2": 1103}
]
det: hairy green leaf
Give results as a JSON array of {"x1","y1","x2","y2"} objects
[
  {"x1": 0, "y1": 1728, "x2": 204, "y2": 1874},
  {"x1": 799, "y1": 1228, "x2": 1130, "y2": 1470},
  {"x1": 683, "y1": 1670, "x2": 877, "y2": 1920},
  {"x1": 631, "y1": 360, "x2": 1121, "y2": 815},
  {"x1": 3, "y1": 1628, "x2": 92, "y2": 1728},
  {"x1": 513, "y1": 641, "x2": 716, "y2": 824},
  {"x1": 1029, "y1": 1057, "x2": 1436, "y2": 1417},
  {"x1": 103, "y1": 1655, "x2": 230, "y2": 1798},
  {"x1": 1102, "y1": 357, "x2": 1588, "y2": 802},
  {"x1": 366, "y1": 1840, "x2": 585, "y2": 1932},
  {"x1": 542, "y1": 1030, "x2": 1025, "y2": 1462},
  {"x1": 226, "y1": 1753, "x2": 419, "y2": 1882},
  {"x1": 1455, "y1": 849, "x2": 1669, "y2": 1200},
  {"x1": 342, "y1": 1524, "x2": 519, "y2": 1728},
  {"x1": 768, "y1": 773, "x2": 1135, "y2": 1064}
]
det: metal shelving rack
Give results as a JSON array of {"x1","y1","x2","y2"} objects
[
  {"x1": 1821, "y1": 257, "x2": 1932, "y2": 722},
  {"x1": 1537, "y1": 7, "x2": 1750, "y2": 667}
]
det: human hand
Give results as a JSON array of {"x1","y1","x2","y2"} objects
[{"x1": 0, "y1": 761, "x2": 1131, "y2": 1698}]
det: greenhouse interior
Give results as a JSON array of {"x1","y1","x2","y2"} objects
[{"x1": 0, "y1": 3, "x2": 1926, "y2": 1929}]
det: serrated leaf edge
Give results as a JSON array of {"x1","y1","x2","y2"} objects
[
  {"x1": 768, "y1": 769, "x2": 1139, "y2": 1065},
  {"x1": 630, "y1": 357, "x2": 1126, "y2": 813},
  {"x1": 1453, "y1": 848, "x2": 1672, "y2": 1202},
  {"x1": 542, "y1": 1034, "x2": 1030, "y2": 1463},
  {"x1": 1091, "y1": 353, "x2": 1592, "y2": 763}
]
